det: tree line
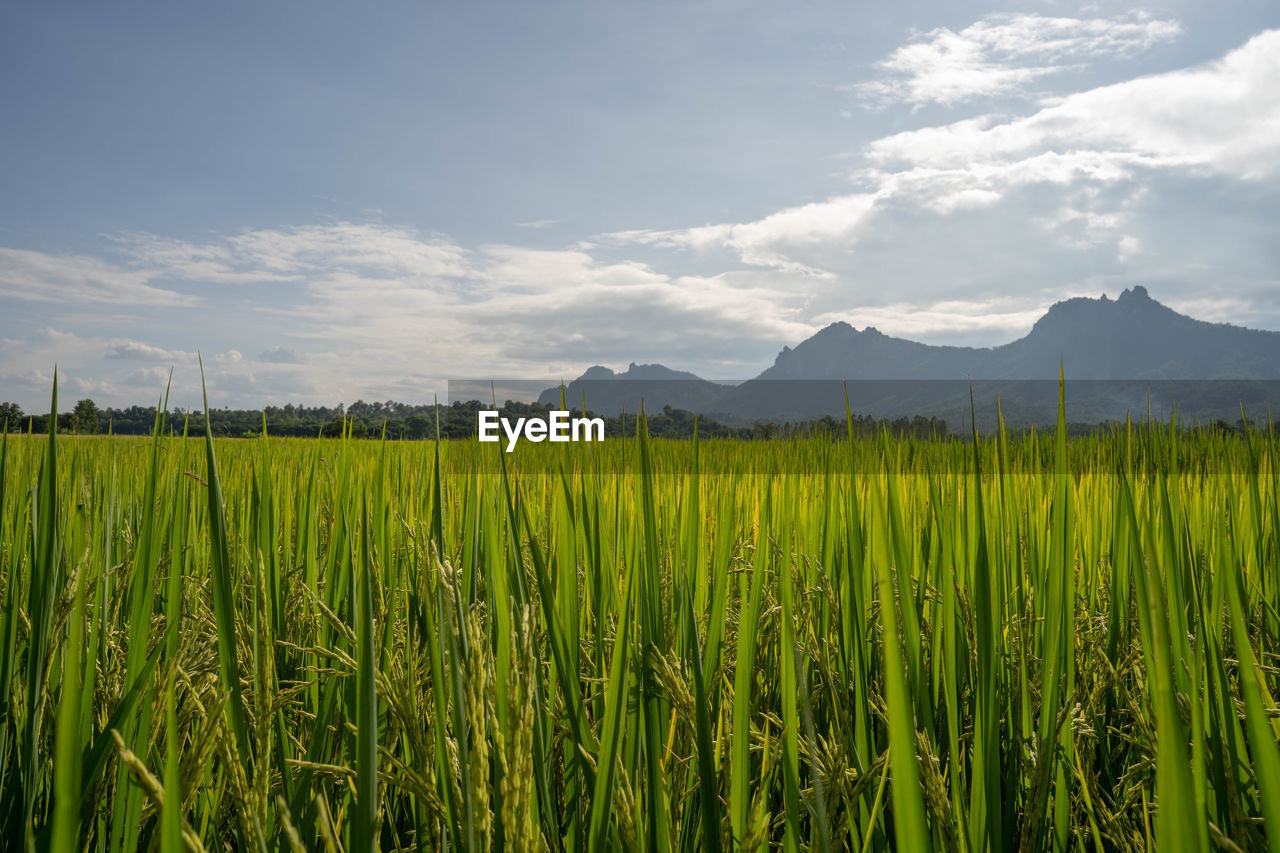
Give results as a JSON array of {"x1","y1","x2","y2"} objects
[{"x1": 0, "y1": 398, "x2": 949, "y2": 440}]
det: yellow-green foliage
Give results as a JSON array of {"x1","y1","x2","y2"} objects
[{"x1": 1, "y1": 384, "x2": 1280, "y2": 851}]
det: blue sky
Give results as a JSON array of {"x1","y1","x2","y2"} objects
[{"x1": 2, "y1": 0, "x2": 1278, "y2": 409}]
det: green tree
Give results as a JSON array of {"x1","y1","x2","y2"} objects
[
  {"x1": 0, "y1": 402, "x2": 22, "y2": 431},
  {"x1": 406, "y1": 413, "x2": 433, "y2": 439},
  {"x1": 321, "y1": 416, "x2": 368, "y2": 438},
  {"x1": 71, "y1": 398, "x2": 100, "y2": 435}
]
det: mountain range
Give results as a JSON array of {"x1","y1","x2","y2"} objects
[{"x1": 538, "y1": 287, "x2": 1280, "y2": 427}]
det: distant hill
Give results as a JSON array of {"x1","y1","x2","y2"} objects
[{"x1": 540, "y1": 288, "x2": 1280, "y2": 428}]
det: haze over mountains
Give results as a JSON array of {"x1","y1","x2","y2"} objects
[{"x1": 538, "y1": 288, "x2": 1280, "y2": 428}]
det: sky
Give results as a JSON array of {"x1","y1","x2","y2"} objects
[{"x1": 1, "y1": 0, "x2": 1278, "y2": 410}]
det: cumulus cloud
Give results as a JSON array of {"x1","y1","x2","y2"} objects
[{"x1": 855, "y1": 12, "x2": 1181, "y2": 108}]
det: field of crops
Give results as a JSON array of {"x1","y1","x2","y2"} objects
[{"x1": 2, "y1": 378, "x2": 1280, "y2": 852}]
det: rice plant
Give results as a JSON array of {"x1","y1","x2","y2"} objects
[{"x1": 2, "y1": 376, "x2": 1280, "y2": 851}]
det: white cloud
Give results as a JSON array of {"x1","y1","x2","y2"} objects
[
  {"x1": 0, "y1": 325, "x2": 327, "y2": 410},
  {"x1": 604, "y1": 193, "x2": 880, "y2": 275},
  {"x1": 263, "y1": 242, "x2": 815, "y2": 389},
  {"x1": 3, "y1": 28, "x2": 1279, "y2": 406},
  {"x1": 814, "y1": 296, "x2": 1058, "y2": 341},
  {"x1": 225, "y1": 223, "x2": 469, "y2": 279},
  {"x1": 105, "y1": 340, "x2": 191, "y2": 361},
  {"x1": 110, "y1": 223, "x2": 470, "y2": 283},
  {"x1": 0, "y1": 222, "x2": 811, "y2": 406},
  {"x1": 0, "y1": 248, "x2": 196, "y2": 307},
  {"x1": 0, "y1": 223, "x2": 466, "y2": 312},
  {"x1": 0, "y1": 329, "x2": 130, "y2": 407},
  {"x1": 462, "y1": 251, "x2": 815, "y2": 364},
  {"x1": 866, "y1": 29, "x2": 1280, "y2": 179},
  {"x1": 66, "y1": 375, "x2": 120, "y2": 397},
  {"x1": 258, "y1": 346, "x2": 306, "y2": 363},
  {"x1": 107, "y1": 234, "x2": 294, "y2": 285},
  {"x1": 856, "y1": 12, "x2": 1182, "y2": 108},
  {"x1": 121, "y1": 366, "x2": 173, "y2": 388},
  {"x1": 609, "y1": 29, "x2": 1280, "y2": 279}
]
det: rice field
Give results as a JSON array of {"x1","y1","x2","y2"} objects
[{"x1": 3, "y1": 376, "x2": 1280, "y2": 852}]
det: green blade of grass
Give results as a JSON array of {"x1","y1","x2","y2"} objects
[
  {"x1": 49, "y1": 568, "x2": 85, "y2": 853},
  {"x1": 199, "y1": 356, "x2": 253, "y2": 764},
  {"x1": 22, "y1": 370, "x2": 61, "y2": 852},
  {"x1": 587, "y1": 558, "x2": 637, "y2": 851},
  {"x1": 682, "y1": 588, "x2": 724, "y2": 853},
  {"x1": 867, "y1": 472, "x2": 931, "y2": 851},
  {"x1": 353, "y1": 495, "x2": 380, "y2": 852}
]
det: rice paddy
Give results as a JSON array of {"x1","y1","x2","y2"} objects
[{"x1": 3, "y1": 374, "x2": 1280, "y2": 851}]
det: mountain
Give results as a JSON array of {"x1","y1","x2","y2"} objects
[
  {"x1": 540, "y1": 288, "x2": 1280, "y2": 427},
  {"x1": 759, "y1": 287, "x2": 1280, "y2": 381},
  {"x1": 536, "y1": 362, "x2": 730, "y2": 413},
  {"x1": 757, "y1": 323, "x2": 982, "y2": 380}
]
